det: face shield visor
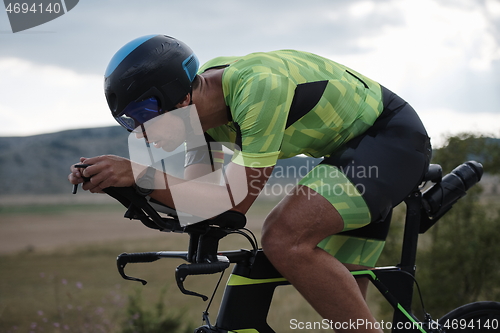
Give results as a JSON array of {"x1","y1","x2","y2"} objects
[{"x1": 114, "y1": 97, "x2": 162, "y2": 132}]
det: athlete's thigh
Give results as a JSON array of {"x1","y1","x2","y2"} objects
[
  {"x1": 263, "y1": 184, "x2": 346, "y2": 247},
  {"x1": 296, "y1": 163, "x2": 385, "y2": 267}
]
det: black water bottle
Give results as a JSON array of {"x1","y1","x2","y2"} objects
[{"x1": 422, "y1": 161, "x2": 483, "y2": 220}]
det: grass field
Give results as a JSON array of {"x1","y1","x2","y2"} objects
[
  {"x1": 10, "y1": 190, "x2": 497, "y2": 332},
  {"x1": 2, "y1": 196, "x2": 362, "y2": 333}
]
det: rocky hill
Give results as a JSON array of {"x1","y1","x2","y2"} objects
[
  {"x1": 1, "y1": 127, "x2": 498, "y2": 197},
  {"x1": 0, "y1": 126, "x2": 129, "y2": 195},
  {"x1": 0, "y1": 126, "x2": 321, "y2": 196}
]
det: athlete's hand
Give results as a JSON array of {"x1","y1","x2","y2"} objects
[
  {"x1": 68, "y1": 156, "x2": 89, "y2": 186},
  {"x1": 68, "y1": 155, "x2": 136, "y2": 193}
]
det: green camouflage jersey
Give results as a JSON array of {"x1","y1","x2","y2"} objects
[{"x1": 198, "y1": 49, "x2": 384, "y2": 168}]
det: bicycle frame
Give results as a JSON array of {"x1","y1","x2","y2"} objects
[
  {"x1": 210, "y1": 188, "x2": 428, "y2": 333},
  {"x1": 215, "y1": 260, "x2": 426, "y2": 333}
]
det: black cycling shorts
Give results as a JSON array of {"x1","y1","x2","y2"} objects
[{"x1": 323, "y1": 86, "x2": 432, "y2": 240}]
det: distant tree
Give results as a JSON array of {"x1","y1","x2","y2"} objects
[
  {"x1": 432, "y1": 133, "x2": 500, "y2": 175},
  {"x1": 417, "y1": 133, "x2": 500, "y2": 317},
  {"x1": 417, "y1": 189, "x2": 500, "y2": 317}
]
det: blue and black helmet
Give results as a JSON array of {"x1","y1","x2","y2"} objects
[{"x1": 104, "y1": 35, "x2": 199, "y2": 130}]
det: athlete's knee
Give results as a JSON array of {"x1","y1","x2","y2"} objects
[
  {"x1": 262, "y1": 211, "x2": 318, "y2": 270},
  {"x1": 261, "y1": 208, "x2": 301, "y2": 265},
  {"x1": 261, "y1": 208, "x2": 286, "y2": 258},
  {"x1": 262, "y1": 189, "x2": 346, "y2": 268}
]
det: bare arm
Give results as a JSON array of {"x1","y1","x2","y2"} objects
[
  {"x1": 150, "y1": 162, "x2": 273, "y2": 216},
  {"x1": 68, "y1": 154, "x2": 272, "y2": 217}
]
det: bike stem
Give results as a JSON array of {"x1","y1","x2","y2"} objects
[
  {"x1": 399, "y1": 189, "x2": 423, "y2": 275},
  {"x1": 393, "y1": 188, "x2": 424, "y2": 325}
]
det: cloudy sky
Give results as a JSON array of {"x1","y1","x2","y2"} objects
[{"x1": 1, "y1": 0, "x2": 499, "y2": 146}]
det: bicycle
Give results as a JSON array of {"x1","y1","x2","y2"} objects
[{"x1": 95, "y1": 160, "x2": 499, "y2": 332}]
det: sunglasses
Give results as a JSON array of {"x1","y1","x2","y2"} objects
[{"x1": 115, "y1": 97, "x2": 162, "y2": 132}]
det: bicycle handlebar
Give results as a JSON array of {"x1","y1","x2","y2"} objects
[
  {"x1": 100, "y1": 185, "x2": 250, "y2": 300},
  {"x1": 117, "y1": 249, "x2": 253, "y2": 300}
]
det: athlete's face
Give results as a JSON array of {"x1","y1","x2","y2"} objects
[{"x1": 135, "y1": 111, "x2": 187, "y2": 152}]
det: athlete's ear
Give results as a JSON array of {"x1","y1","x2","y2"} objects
[{"x1": 175, "y1": 94, "x2": 191, "y2": 108}]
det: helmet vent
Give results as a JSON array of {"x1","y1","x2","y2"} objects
[{"x1": 182, "y1": 54, "x2": 199, "y2": 82}]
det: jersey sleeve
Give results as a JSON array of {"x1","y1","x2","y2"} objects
[{"x1": 224, "y1": 68, "x2": 296, "y2": 168}]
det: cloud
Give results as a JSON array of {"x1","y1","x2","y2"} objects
[
  {"x1": 0, "y1": 0, "x2": 498, "y2": 138},
  {"x1": 327, "y1": 0, "x2": 500, "y2": 115},
  {"x1": 0, "y1": 58, "x2": 113, "y2": 136},
  {"x1": 0, "y1": 0, "x2": 387, "y2": 74},
  {"x1": 418, "y1": 107, "x2": 500, "y2": 147}
]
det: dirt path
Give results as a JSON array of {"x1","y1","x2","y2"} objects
[
  {"x1": 0, "y1": 203, "x2": 269, "y2": 255},
  {"x1": 0, "y1": 210, "x2": 166, "y2": 254}
]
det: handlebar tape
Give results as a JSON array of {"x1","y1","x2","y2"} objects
[
  {"x1": 176, "y1": 262, "x2": 230, "y2": 277},
  {"x1": 118, "y1": 252, "x2": 160, "y2": 264},
  {"x1": 175, "y1": 261, "x2": 230, "y2": 301}
]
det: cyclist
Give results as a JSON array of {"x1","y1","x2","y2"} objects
[{"x1": 68, "y1": 35, "x2": 431, "y2": 332}]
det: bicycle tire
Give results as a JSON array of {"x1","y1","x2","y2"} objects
[{"x1": 438, "y1": 301, "x2": 500, "y2": 332}]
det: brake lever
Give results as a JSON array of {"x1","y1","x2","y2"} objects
[
  {"x1": 175, "y1": 258, "x2": 230, "y2": 301},
  {"x1": 116, "y1": 252, "x2": 161, "y2": 285}
]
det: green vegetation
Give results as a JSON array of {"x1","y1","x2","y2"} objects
[
  {"x1": 432, "y1": 133, "x2": 500, "y2": 174},
  {"x1": 122, "y1": 288, "x2": 194, "y2": 333},
  {"x1": 417, "y1": 133, "x2": 500, "y2": 317},
  {"x1": 0, "y1": 228, "x2": 225, "y2": 333}
]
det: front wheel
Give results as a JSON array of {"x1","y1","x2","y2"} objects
[{"x1": 438, "y1": 301, "x2": 500, "y2": 332}]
